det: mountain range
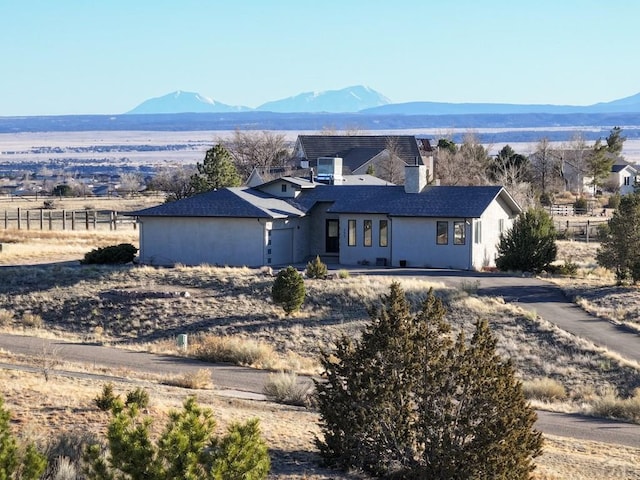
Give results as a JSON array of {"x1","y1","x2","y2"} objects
[{"x1": 126, "y1": 86, "x2": 640, "y2": 116}]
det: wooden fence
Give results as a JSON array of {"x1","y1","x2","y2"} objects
[
  {"x1": 553, "y1": 218, "x2": 607, "y2": 242},
  {"x1": 2, "y1": 208, "x2": 136, "y2": 231}
]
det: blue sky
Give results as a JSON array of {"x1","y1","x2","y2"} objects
[{"x1": 1, "y1": 0, "x2": 639, "y2": 116}]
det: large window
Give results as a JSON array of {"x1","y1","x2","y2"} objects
[
  {"x1": 437, "y1": 221, "x2": 448, "y2": 245},
  {"x1": 348, "y1": 219, "x2": 356, "y2": 246},
  {"x1": 453, "y1": 221, "x2": 465, "y2": 245},
  {"x1": 379, "y1": 220, "x2": 388, "y2": 247},
  {"x1": 364, "y1": 220, "x2": 372, "y2": 247}
]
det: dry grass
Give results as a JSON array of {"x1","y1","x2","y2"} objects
[
  {"x1": 523, "y1": 378, "x2": 568, "y2": 402},
  {"x1": 1, "y1": 232, "x2": 640, "y2": 477},
  {"x1": 161, "y1": 368, "x2": 213, "y2": 390},
  {"x1": 263, "y1": 371, "x2": 313, "y2": 406}
]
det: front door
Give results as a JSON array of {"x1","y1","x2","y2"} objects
[{"x1": 325, "y1": 219, "x2": 339, "y2": 253}]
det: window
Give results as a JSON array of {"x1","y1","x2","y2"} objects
[
  {"x1": 364, "y1": 220, "x2": 372, "y2": 247},
  {"x1": 453, "y1": 221, "x2": 465, "y2": 245},
  {"x1": 624, "y1": 176, "x2": 631, "y2": 186},
  {"x1": 281, "y1": 184, "x2": 287, "y2": 192},
  {"x1": 436, "y1": 221, "x2": 448, "y2": 245},
  {"x1": 474, "y1": 220, "x2": 482, "y2": 244},
  {"x1": 348, "y1": 219, "x2": 356, "y2": 246},
  {"x1": 498, "y1": 218, "x2": 505, "y2": 233},
  {"x1": 379, "y1": 220, "x2": 388, "y2": 247}
]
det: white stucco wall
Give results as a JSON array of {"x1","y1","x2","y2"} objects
[
  {"x1": 391, "y1": 217, "x2": 471, "y2": 269},
  {"x1": 138, "y1": 217, "x2": 266, "y2": 266},
  {"x1": 339, "y1": 214, "x2": 391, "y2": 266}
]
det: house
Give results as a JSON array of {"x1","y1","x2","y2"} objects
[
  {"x1": 293, "y1": 135, "x2": 434, "y2": 183},
  {"x1": 129, "y1": 163, "x2": 521, "y2": 270},
  {"x1": 609, "y1": 160, "x2": 638, "y2": 195}
]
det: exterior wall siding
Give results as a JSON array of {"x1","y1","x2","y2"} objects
[
  {"x1": 139, "y1": 217, "x2": 265, "y2": 266},
  {"x1": 307, "y1": 202, "x2": 338, "y2": 257}
]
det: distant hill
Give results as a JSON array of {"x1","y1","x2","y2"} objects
[
  {"x1": 361, "y1": 92, "x2": 640, "y2": 115},
  {"x1": 127, "y1": 90, "x2": 250, "y2": 114},
  {"x1": 255, "y1": 85, "x2": 391, "y2": 113}
]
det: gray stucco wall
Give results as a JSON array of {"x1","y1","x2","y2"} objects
[
  {"x1": 138, "y1": 217, "x2": 265, "y2": 266},
  {"x1": 339, "y1": 214, "x2": 392, "y2": 266},
  {"x1": 391, "y1": 217, "x2": 471, "y2": 269},
  {"x1": 471, "y1": 195, "x2": 515, "y2": 269}
]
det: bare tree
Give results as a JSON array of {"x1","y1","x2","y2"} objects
[
  {"x1": 560, "y1": 132, "x2": 590, "y2": 193},
  {"x1": 529, "y1": 138, "x2": 563, "y2": 198},
  {"x1": 435, "y1": 132, "x2": 490, "y2": 186},
  {"x1": 219, "y1": 129, "x2": 291, "y2": 179},
  {"x1": 148, "y1": 165, "x2": 197, "y2": 202},
  {"x1": 377, "y1": 136, "x2": 406, "y2": 184},
  {"x1": 118, "y1": 172, "x2": 143, "y2": 196}
]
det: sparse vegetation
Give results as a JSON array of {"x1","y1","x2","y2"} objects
[
  {"x1": 193, "y1": 334, "x2": 276, "y2": 367},
  {"x1": 523, "y1": 378, "x2": 568, "y2": 401},
  {"x1": 94, "y1": 383, "x2": 120, "y2": 412}
]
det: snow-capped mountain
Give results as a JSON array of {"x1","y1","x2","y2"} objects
[
  {"x1": 126, "y1": 90, "x2": 250, "y2": 114},
  {"x1": 256, "y1": 85, "x2": 391, "y2": 113}
]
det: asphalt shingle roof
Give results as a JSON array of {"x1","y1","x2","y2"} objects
[
  {"x1": 297, "y1": 135, "x2": 423, "y2": 165},
  {"x1": 131, "y1": 184, "x2": 517, "y2": 220},
  {"x1": 130, "y1": 188, "x2": 305, "y2": 218}
]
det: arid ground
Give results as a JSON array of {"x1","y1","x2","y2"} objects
[{"x1": 0, "y1": 215, "x2": 639, "y2": 478}]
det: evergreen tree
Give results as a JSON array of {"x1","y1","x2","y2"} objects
[
  {"x1": 305, "y1": 255, "x2": 328, "y2": 279},
  {"x1": 587, "y1": 139, "x2": 616, "y2": 195},
  {"x1": 597, "y1": 192, "x2": 640, "y2": 283},
  {"x1": 605, "y1": 126, "x2": 626, "y2": 156},
  {"x1": 316, "y1": 283, "x2": 543, "y2": 478},
  {"x1": 496, "y1": 208, "x2": 557, "y2": 273},
  {"x1": 190, "y1": 144, "x2": 242, "y2": 194},
  {"x1": 271, "y1": 266, "x2": 305, "y2": 314},
  {"x1": 0, "y1": 396, "x2": 47, "y2": 480},
  {"x1": 85, "y1": 395, "x2": 270, "y2": 480}
]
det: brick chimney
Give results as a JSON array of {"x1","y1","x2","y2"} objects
[{"x1": 404, "y1": 164, "x2": 427, "y2": 193}]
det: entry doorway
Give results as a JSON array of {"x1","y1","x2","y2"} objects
[{"x1": 325, "y1": 219, "x2": 339, "y2": 253}]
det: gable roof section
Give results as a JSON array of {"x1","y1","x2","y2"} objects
[
  {"x1": 130, "y1": 188, "x2": 305, "y2": 219},
  {"x1": 297, "y1": 135, "x2": 422, "y2": 165},
  {"x1": 292, "y1": 185, "x2": 519, "y2": 218}
]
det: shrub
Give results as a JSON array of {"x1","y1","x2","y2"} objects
[
  {"x1": 591, "y1": 388, "x2": 640, "y2": 423},
  {"x1": 84, "y1": 396, "x2": 270, "y2": 480},
  {"x1": 22, "y1": 312, "x2": 43, "y2": 328},
  {"x1": 496, "y1": 208, "x2": 557, "y2": 273},
  {"x1": 263, "y1": 371, "x2": 312, "y2": 406},
  {"x1": 608, "y1": 193, "x2": 621, "y2": 209},
  {"x1": 81, "y1": 243, "x2": 137, "y2": 265},
  {"x1": 125, "y1": 387, "x2": 149, "y2": 409},
  {"x1": 596, "y1": 222, "x2": 610, "y2": 241},
  {"x1": 272, "y1": 266, "x2": 305, "y2": 314},
  {"x1": 522, "y1": 378, "x2": 567, "y2": 401},
  {"x1": 573, "y1": 196, "x2": 588, "y2": 214},
  {"x1": 337, "y1": 269, "x2": 350, "y2": 279},
  {"x1": 0, "y1": 309, "x2": 13, "y2": 327},
  {"x1": 0, "y1": 395, "x2": 47, "y2": 480},
  {"x1": 305, "y1": 255, "x2": 328, "y2": 279},
  {"x1": 193, "y1": 334, "x2": 274, "y2": 366},
  {"x1": 162, "y1": 368, "x2": 212, "y2": 389},
  {"x1": 94, "y1": 383, "x2": 120, "y2": 412}
]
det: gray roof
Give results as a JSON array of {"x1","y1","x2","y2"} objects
[
  {"x1": 292, "y1": 185, "x2": 516, "y2": 218},
  {"x1": 130, "y1": 187, "x2": 305, "y2": 218},
  {"x1": 130, "y1": 184, "x2": 519, "y2": 220},
  {"x1": 296, "y1": 135, "x2": 423, "y2": 165}
]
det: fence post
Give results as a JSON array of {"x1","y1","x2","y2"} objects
[
  {"x1": 85, "y1": 211, "x2": 89, "y2": 230},
  {"x1": 62, "y1": 210, "x2": 66, "y2": 230},
  {"x1": 26, "y1": 210, "x2": 30, "y2": 230},
  {"x1": 93, "y1": 210, "x2": 97, "y2": 229},
  {"x1": 48, "y1": 210, "x2": 52, "y2": 230},
  {"x1": 17, "y1": 208, "x2": 21, "y2": 230},
  {"x1": 71, "y1": 210, "x2": 75, "y2": 230},
  {"x1": 40, "y1": 209, "x2": 44, "y2": 230},
  {"x1": 113, "y1": 211, "x2": 118, "y2": 230},
  {"x1": 3, "y1": 210, "x2": 6, "y2": 229},
  {"x1": 109, "y1": 211, "x2": 114, "y2": 231},
  {"x1": 586, "y1": 220, "x2": 590, "y2": 243}
]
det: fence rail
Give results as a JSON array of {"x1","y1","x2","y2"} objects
[
  {"x1": 553, "y1": 218, "x2": 607, "y2": 242},
  {"x1": 1, "y1": 208, "x2": 136, "y2": 231}
]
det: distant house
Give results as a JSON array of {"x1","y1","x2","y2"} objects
[
  {"x1": 129, "y1": 162, "x2": 520, "y2": 270},
  {"x1": 609, "y1": 161, "x2": 638, "y2": 195},
  {"x1": 293, "y1": 135, "x2": 434, "y2": 183}
]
